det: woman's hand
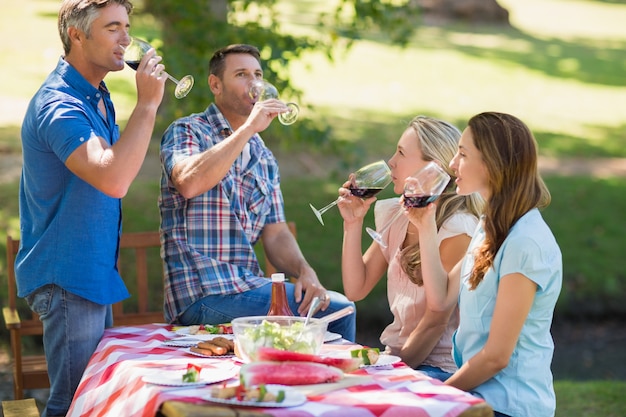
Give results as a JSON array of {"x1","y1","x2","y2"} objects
[
  {"x1": 406, "y1": 201, "x2": 437, "y2": 231},
  {"x1": 337, "y1": 175, "x2": 375, "y2": 224}
]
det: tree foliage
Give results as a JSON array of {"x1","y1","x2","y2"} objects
[
  {"x1": 143, "y1": 0, "x2": 354, "y2": 147},
  {"x1": 140, "y1": 0, "x2": 492, "y2": 149}
]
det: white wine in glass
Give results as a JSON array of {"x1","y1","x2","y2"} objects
[
  {"x1": 366, "y1": 161, "x2": 451, "y2": 248},
  {"x1": 124, "y1": 36, "x2": 194, "y2": 99},
  {"x1": 309, "y1": 160, "x2": 393, "y2": 226},
  {"x1": 248, "y1": 79, "x2": 299, "y2": 125}
]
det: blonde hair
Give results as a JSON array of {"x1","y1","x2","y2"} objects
[{"x1": 399, "y1": 116, "x2": 484, "y2": 284}]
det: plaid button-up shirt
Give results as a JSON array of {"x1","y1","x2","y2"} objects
[{"x1": 159, "y1": 104, "x2": 285, "y2": 322}]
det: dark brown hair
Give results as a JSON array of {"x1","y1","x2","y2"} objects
[
  {"x1": 209, "y1": 44, "x2": 261, "y2": 78},
  {"x1": 467, "y1": 112, "x2": 551, "y2": 289}
]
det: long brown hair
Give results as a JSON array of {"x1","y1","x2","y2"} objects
[
  {"x1": 399, "y1": 116, "x2": 484, "y2": 284},
  {"x1": 467, "y1": 112, "x2": 551, "y2": 289}
]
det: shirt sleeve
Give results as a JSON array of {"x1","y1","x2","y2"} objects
[
  {"x1": 437, "y1": 212, "x2": 479, "y2": 245},
  {"x1": 498, "y1": 233, "x2": 556, "y2": 292},
  {"x1": 40, "y1": 97, "x2": 98, "y2": 163},
  {"x1": 160, "y1": 118, "x2": 207, "y2": 178}
]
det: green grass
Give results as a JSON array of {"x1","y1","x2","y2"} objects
[
  {"x1": 1, "y1": 1, "x2": 626, "y2": 414},
  {"x1": 555, "y1": 380, "x2": 626, "y2": 417}
]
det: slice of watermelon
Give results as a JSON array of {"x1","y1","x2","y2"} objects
[
  {"x1": 240, "y1": 361, "x2": 343, "y2": 386},
  {"x1": 256, "y1": 347, "x2": 363, "y2": 372}
]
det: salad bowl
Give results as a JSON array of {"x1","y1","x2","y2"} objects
[{"x1": 231, "y1": 316, "x2": 328, "y2": 362}]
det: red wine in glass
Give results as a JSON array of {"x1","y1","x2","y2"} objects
[
  {"x1": 366, "y1": 161, "x2": 450, "y2": 248},
  {"x1": 125, "y1": 61, "x2": 140, "y2": 71},
  {"x1": 124, "y1": 37, "x2": 194, "y2": 99},
  {"x1": 309, "y1": 160, "x2": 392, "y2": 226},
  {"x1": 349, "y1": 187, "x2": 385, "y2": 199},
  {"x1": 403, "y1": 194, "x2": 440, "y2": 208}
]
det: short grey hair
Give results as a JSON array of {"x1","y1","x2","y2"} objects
[{"x1": 58, "y1": 0, "x2": 133, "y2": 55}]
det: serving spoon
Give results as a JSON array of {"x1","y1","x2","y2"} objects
[{"x1": 303, "y1": 296, "x2": 322, "y2": 327}]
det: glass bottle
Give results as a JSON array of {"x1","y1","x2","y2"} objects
[{"x1": 267, "y1": 273, "x2": 295, "y2": 316}]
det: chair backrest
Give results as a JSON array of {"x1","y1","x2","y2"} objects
[
  {"x1": 2, "y1": 231, "x2": 165, "y2": 398},
  {"x1": 113, "y1": 231, "x2": 165, "y2": 325},
  {"x1": 5, "y1": 232, "x2": 165, "y2": 326},
  {"x1": 5, "y1": 235, "x2": 42, "y2": 336},
  {"x1": 260, "y1": 221, "x2": 297, "y2": 277}
]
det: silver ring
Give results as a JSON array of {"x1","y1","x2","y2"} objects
[{"x1": 323, "y1": 293, "x2": 330, "y2": 302}]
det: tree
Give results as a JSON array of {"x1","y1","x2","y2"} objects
[{"x1": 142, "y1": 0, "x2": 509, "y2": 147}]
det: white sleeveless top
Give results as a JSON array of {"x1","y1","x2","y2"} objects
[{"x1": 375, "y1": 198, "x2": 478, "y2": 372}]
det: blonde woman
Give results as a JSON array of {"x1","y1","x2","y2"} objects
[{"x1": 337, "y1": 116, "x2": 484, "y2": 381}]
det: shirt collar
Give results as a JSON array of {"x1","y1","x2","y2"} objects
[{"x1": 55, "y1": 57, "x2": 109, "y2": 105}]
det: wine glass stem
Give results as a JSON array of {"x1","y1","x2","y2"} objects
[
  {"x1": 317, "y1": 199, "x2": 339, "y2": 215},
  {"x1": 373, "y1": 206, "x2": 404, "y2": 237},
  {"x1": 163, "y1": 72, "x2": 180, "y2": 85}
]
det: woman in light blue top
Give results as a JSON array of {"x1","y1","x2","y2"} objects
[{"x1": 410, "y1": 112, "x2": 562, "y2": 417}]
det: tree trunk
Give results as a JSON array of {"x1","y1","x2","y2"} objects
[
  {"x1": 208, "y1": 0, "x2": 228, "y2": 22},
  {"x1": 415, "y1": 0, "x2": 509, "y2": 24}
]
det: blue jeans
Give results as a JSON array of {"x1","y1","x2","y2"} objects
[
  {"x1": 416, "y1": 364, "x2": 454, "y2": 382},
  {"x1": 178, "y1": 282, "x2": 357, "y2": 342},
  {"x1": 26, "y1": 284, "x2": 112, "y2": 417}
]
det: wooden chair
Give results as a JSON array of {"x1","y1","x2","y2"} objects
[
  {"x1": 260, "y1": 221, "x2": 296, "y2": 277},
  {"x1": 2, "y1": 235, "x2": 47, "y2": 399},
  {"x1": 2, "y1": 231, "x2": 164, "y2": 400},
  {"x1": 113, "y1": 231, "x2": 164, "y2": 326}
]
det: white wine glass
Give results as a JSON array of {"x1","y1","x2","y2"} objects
[
  {"x1": 309, "y1": 160, "x2": 392, "y2": 226},
  {"x1": 248, "y1": 79, "x2": 299, "y2": 125},
  {"x1": 366, "y1": 161, "x2": 451, "y2": 248},
  {"x1": 124, "y1": 36, "x2": 194, "y2": 99}
]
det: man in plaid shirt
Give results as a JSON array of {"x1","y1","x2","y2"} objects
[{"x1": 159, "y1": 44, "x2": 356, "y2": 341}]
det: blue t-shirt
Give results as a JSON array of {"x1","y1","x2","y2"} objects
[
  {"x1": 454, "y1": 209, "x2": 562, "y2": 417},
  {"x1": 16, "y1": 57, "x2": 129, "y2": 305}
]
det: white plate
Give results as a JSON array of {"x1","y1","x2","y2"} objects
[
  {"x1": 364, "y1": 354, "x2": 401, "y2": 368},
  {"x1": 173, "y1": 327, "x2": 235, "y2": 341},
  {"x1": 204, "y1": 384, "x2": 306, "y2": 408},
  {"x1": 324, "y1": 331, "x2": 342, "y2": 342},
  {"x1": 162, "y1": 338, "x2": 201, "y2": 347},
  {"x1": 185, "y1": 347, "x2": 235, "y2": 358},
  {"x1": 142, "y1": 368, "x2": 237, "y2": 387}
]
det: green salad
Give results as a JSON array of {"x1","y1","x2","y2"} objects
[{"x1": 240, "y1": 320, "x2": 319, "y2": 359}]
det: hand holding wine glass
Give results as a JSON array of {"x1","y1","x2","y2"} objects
[
  {"x1": 248, "y1": 79, "x2": 299, "y2": 125},
  {"x1": 124, "y1": 36, "x2": 194, "y2": 99},
  {"x1": 366, "y1": 161, "x2": 451, "y2": 248},
  {"x1": 309, "y1": 160, "x2": 392, "y2": 226}
]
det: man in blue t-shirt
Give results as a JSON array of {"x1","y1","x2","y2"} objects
[{"x1": 16, "y1": 1, "x2": 165, "y2": 415}]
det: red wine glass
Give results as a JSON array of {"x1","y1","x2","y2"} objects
[
  {"x1": 366, "y1": 161, "x2": 451, "y2": 248},
  {"x1": 309, "y1": 160, "x2": 392, "y2": 226},
  {"x1": 124, "y1": 37, "x2": 194, "y2": 99}
]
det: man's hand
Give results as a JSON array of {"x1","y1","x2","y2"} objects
[
  {"x1": 243, "y1": 99, "x2": 289, "y2": 133},
  {"x1": 291, "y1": 269, "x2": 330, "y2": 316},
  {"x1": 135, "y1": 48, "x2": 166, "y2": 107}
]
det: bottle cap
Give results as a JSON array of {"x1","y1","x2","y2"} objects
[{"x1": 271, "y1": 273, "x2": 285, "y2": 283}]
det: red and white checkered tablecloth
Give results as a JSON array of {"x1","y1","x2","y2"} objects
[{"x1": 67, "y1": 324, "x2": 486, "y2": 417}]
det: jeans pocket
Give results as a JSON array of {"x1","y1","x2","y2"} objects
[{"x1": 25, "y1": 284, "x2": 54, "y2": 316}]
